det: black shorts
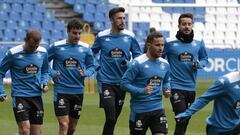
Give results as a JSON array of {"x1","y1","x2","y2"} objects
[
  {"x1": 54, "y1": 93, "x2": 83, "y2": 119},
  {"x1": 170, "y1": 89, "x2": 195, "y2": 114},
  {"x1": 100, "y1": 83, "x2": 126, "y2": 108},
  {"x1": 130, "y1": 109, "x2": 168, "y2": 135},
  {"x1": 207, "y1": 124, "x2": 240, "y2": 135},
  {"x1": 13, "y1": 96, "x2": 44, "y2": 124}
]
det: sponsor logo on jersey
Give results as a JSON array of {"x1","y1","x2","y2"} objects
[
  {"x1": 147, "y1": 76, "x2": 162, "y2": 86},
  {"x1": 63, "y1": 57, "x2": 79, "y2": 68},
  {"x1": 109, "y1": 47, "x2": 125, "y2": 58},
  {"x1": 178, "y1": 51, "x2": 193, "y2": 62},
  {"x1": 235, "y1": 101, "x2": 240, "y2": 109},
  {"x1": 24, "y1": 64, "x2": 39, "y2": 74}
]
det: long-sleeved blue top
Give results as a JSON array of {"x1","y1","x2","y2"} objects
[
  {"x1": 162, "y1": 37, "x2": 208, "y2": 91},
  {"x1": 121, "y1": 54, "x2": 170, "y2": 121},
  {"x1": 48, "y1": 39, "x2": 95, "y2": 96},
  {"x1": 91, "y1": 29, "x2": 142, "y2": 85},
  {"x1": 0, "y1": 44, "x2": 49, "y2": 97},
  {"x1": 176, "y1": 71, "x2": 240, "y2": 133}
]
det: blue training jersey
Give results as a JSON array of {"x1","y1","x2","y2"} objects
[
  {"x1": 48, "y1": 39, "x2": 95, "y2": 96},
  {"x1": 162, "y1": 37, "x2": 208, "y2": 91},
  {"x1": 0, "y1": 44, "x2": 49, "y2": 97},
  {"x1": 176, "y1": 71, "x2": 240, "y2": 133},
  {"x1": 92, "y1": 29, "x2": 142, "y2": 85},
  {"x1": 121, "y1": 54, "x2": 170, "y2": 121}
]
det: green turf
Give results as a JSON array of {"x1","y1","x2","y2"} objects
[{"x1": 0, "y1": 80, "x2": 214, "y2": 135}]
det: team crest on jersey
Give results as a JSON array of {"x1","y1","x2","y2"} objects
[
  {"x1": 78, "y1": 47, "x2": 83, "y2": 53},
  {"x1": 17, "y1": 54, "x2": 24, "y2": 59},
  {"x1": 123, "y1": 36, "x2": 129, "y2": 43},
  {"x1": 173, "y1": 43, "x2": 178, "y2": 46},
  {"x1": 105, "y1": 38, "x2": 110, "y2": 41},
  {"x1": 160, "y1": 63, "x2": 165, "y2": 70},
  {"x1": 36, "y1": 52, "x2": 42, "y2": 59},
  {"x1": 192, "y1": 41, "x2": 197, "y2": 47},
  {"x1": 60, "y1": 47, "x2": 65, "y2": 51},
  {"x1": 144, "y1": 64, "x2": 149, "y2": 68},
  {"x1": 24, "y1": 64, "x2": 39, "y2": 74},
  {"x1": 136, "y1": 120, "x2": 143, "y2": 128},
  {"x1": 235, "y1": 101, "x2": 240, "y2": 109}
]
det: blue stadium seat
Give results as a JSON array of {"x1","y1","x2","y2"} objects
[
  {"x1": 35, "y1": 3, "x2": 46, "y2": 13},
  {"x1": 41, "y1": 29, "x2": 51, "y2": 40},
  {"x1": 75, "y1": 0, "x2": 87, "y2": 4},
  {"x1": 51, "y1": 29, "x2": 63, "y2": 40},
  {"x1": 32, "y1": 12, "x2": 43, "y2": 21},
  {"x1": 185, "y1": 0, "x2": 195, "y2": 3},
  {"x1": 174, "y1": 0, "x2": 185, "y2": 3},
  {"x1": 0, "y1": 3, "x2": 11, "y2": 11},
  {"x1": 44, "y1": 11, "x2": 55, "y2": 21},
  {"x1": 4, "y1": 29, "x2": 15, "y2": 41},
  {"x1": 152, "y1": 0, "x2": 163, "y2": 3},
  {"x1": 94, "y1": 12, "x2": 106, "y2": 22},
  {"x1": 163, "y1": 0, "x2": 174, "y2": 3},
  {"x1": 0, "y1": 11, "x2": 8, "y2": 21},
  {"x1": 83, "y1": 12, "x2": 94, "y2": 22},
  {"x1": 0, "y1": 30, "x2": 3, "y2": 37},
  {"x1": 194, "y1": 7, "x2": 205, "y2": 15},
  {"x1": 64, "y1": 0, "x2": 76, "y2": 4},
  {"x1": 162, "y1": 7, "x2": 173, "y2": 13},
  {"x1": 12, "y1": 3, "x2": 23, "y2": 13},
  {"x1": 9, "y1": 11, "x2": 21, "y2": 21},
  {"x1": 132, "y1": 23, "x2": 139, "y2": 31},
  {"x1": 6, "y1": 20, "x2": 18, "y2": 29},
  {"x1": 96, "y1": 3, "x2": 107, "y2": 13},
  {"x1": 21, "y1": 12, "x2": 32, "y2": 21},
  {"x1": 85, "y1": 4, "x2": 96, "y2": 13},
  {"x1": 23, "y1": 3, "x2": 34, "y2": 12},
  {"x1": 160, "y1": 30, "x2": 170, "y2": 38},
  {"x1": 30, "y1": 20, "x2": 41, "y2": 29},
  {"x1": 73, "y1": 4, "x2": 85, "y2": 13},
  {"x1": 184, "y1": 7, "x2": 194, "y2": 13},
  {"x1": 138, "y1": 22, "x2": 150, "y2": 31},
  {"x1": 54, "y1": 21, "x2": 65, "y2": 30},
  {"x1": 42, "y1": 21, "x2": 53, "y2": 30},
  {"x1": 15, "y1": 0, "x2": 25, "y2": 4},
  {"x1": 1, "y1": 0, "x2": 13, "y2": 3},
  {"x1": 18, "y1": 20, "x2": 29, "y2": 30},
  {"x1": 16, "y1": 29, "x2": 26, "y2": 40},
  {"x1": 0, "y1": 21, "x2": 6, "y2": 29},
  {"x1": 93, "y1": 22, "x2": 105, "y2": 31},
  {"x1": 26, "y1": 0, "x2": 37, "y2": 4},
  {"x1": 173, "y1": 7, "x2": 184, "y2": 13},
  {"x1": 87, "y1": 0, "x2": 98, "y2": 4}
]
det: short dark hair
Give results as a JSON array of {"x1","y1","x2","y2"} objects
[
  {"x1": 67, "y1": 19, "x2": 83, "y2": 32},
  {"x1": 178, "y1": 13, "x2": 193, "y2": 25},
  {"x1": 109, "y1": 7, "x2": 125, "y2": 19},
  {"x1": 144, "y1": 32, "x2": 163, "y2": 53}
]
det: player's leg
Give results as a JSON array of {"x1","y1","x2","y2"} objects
[
  {"x1": 149, "y1": 110, "x2": 168, "y2": 135},
  {"x1": 115, "y1": 86, "x2": 126, "y2": 120},
  {"x1": 29, "y1": 97, "x2": 44, "y2": 135},
  {"x1": 101, "y1": 83, "x2": 117, "y2": 135},
  {"x1": 170, "y1": 90, "x2": 188, "y2": 135},
  {"x1": 67, "y1": 94, "x2": 83, "y2": 135},
  {"x1": 13, "y1": 97, "x2": 31, "y2": 135},
  {"x1": 129, "y1": 111, "x2": 149, "y2": 135},
  {"x1": 54, "y1": 93, "x2": 70, "y2": 135}
]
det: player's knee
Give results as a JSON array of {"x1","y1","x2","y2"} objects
[
  {"x1": 59, "y1": 121, "x2": 69, "y2": 131},
  {"x1": 19, "y1": 126, "x2": 30, "y2": 135}
]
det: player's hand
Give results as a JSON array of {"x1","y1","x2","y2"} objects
[
  {"x1": 55, "y1": 71, "x2": 61, "y2": 78},
  {"x1": 175, "y1": 116, "x2": 190, "y2": 123},
  {"x1": 41, "y1": 84, "x2": 48, "y2": 93},
  {"x1": 79, "y1": 68, "x2": 84, "y2": 77},
  {"x1": 145, "y1": 84, "x2": 153, "y2": 94},
  {"x1": 163, "y1": 89, "x2": 170, "y2": 98},
  {"x1": 192, "y1": 61, "x2": 198, "y2": 69},
  {"x1": 0, "y1": 96, "x2": 7, "y2": 102}
]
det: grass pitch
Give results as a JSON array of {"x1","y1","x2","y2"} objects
[{"x1": 0, "y1": 80, "x2": 214, "y2": 135}]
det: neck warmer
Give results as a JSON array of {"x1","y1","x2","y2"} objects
[{"x1": 176, "y1": 30, "x2": 194, "y2": 43}]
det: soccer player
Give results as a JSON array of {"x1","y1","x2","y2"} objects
[
  {"x1": 176, "y1": 71, "x2": 240, "y2": 135},
  {"x1": 121, "y1": 32, "x2": 170, "y2": 135},
  {"x1": 0, "y1": 29, "x2": 49, "y2": 135},
  {"x1": 162, "y1": 13, "x2": 209, "y2": 135},
  {"x1": 91, "y1": 7, "x2": 142, "y2": 135},
  {"x1": 48, "y1": 19, "x2": 95, "y2": 135}
]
